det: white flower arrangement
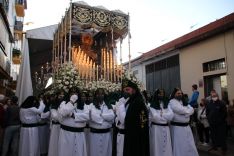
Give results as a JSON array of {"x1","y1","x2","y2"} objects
[
  {"x1": 83, "y1": 79, "x2": 121, "y2": 93},
  {"x1": 53, "y1": 62, "x2": 82, "y2": 93},
  {"x1": 49, "y1": 62, "x2": 123, "y2": 94}
]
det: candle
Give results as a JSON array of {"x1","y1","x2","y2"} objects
[
  {"x1": 110, "y1": 50, "x2": 113, "y2": 82},
  {"x1": 96, "y1": 65, "x2": 99, "y2": 81},
  {"x1": 107, "y1": 51, "x2": 109, "y2": 81},
  {"x1": 35, "y1": 72, "x2": 38, "y2": 82},
  {"x1": 41, "y1": 66, "x2": 44, "y2": 76}
]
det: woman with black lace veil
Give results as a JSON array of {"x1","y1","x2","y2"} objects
[
  {"x1": 89, "y1": 88, "x2": 115, "y2": 156},
  {"x1": 149, "y1": 89, "x2": 174, "y2": 156}
]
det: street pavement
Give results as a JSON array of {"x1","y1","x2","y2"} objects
[{"x1": 197, "y1": 137, "x2": 234, "y2": 156}]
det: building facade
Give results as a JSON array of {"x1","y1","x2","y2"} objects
[
  {"x1": 0, "y1": 0, "x2": 27, "y2": 96},
  {"x1": 126, "y1": 13, "x2": 234, "y2": 105}
]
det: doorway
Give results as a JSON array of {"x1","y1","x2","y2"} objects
[{"x1": 204, "y1": 74, "x2": 229, "y2": 104}]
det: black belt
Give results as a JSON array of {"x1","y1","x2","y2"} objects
[
  {"x1": 152, "y1": 122, "x2": 168, "y2": 126},
  {"x1": 38, "y1": 122, "x2": 47, "y2": 126},
  {"x1": 117, "y1": 128, "x2": 125, "y2": 134},
  {"x1": 171, "y1": 121, "x2": 189, "y2": 127},
  {"x1": 90, "y1": 128, "x2": 110, "y2": 133},
  {"x1": 21, "y1": 123, "x2": 40, "y2": 127},
  {"x1": 61, "y1": 124, "x2": 84, "y2": 132},
  {"x1": 52, "y1": 121, "x2": 60, "y2": 125}
]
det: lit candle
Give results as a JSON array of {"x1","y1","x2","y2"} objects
[
  {"x1": 107, "y1": 51, "x2": 109, "y2": 81},
  {"x1": 96, "y1": 65, "x2": 99, "y2": 81},
  {"x1": 41, "y1": 66, "x2": 44, "y2": 76},
  {"x1": 110, "y1": 50, "x2": 113, "y2": 82},
  {"x1": 46, "y1": 62, "x2": 49, "y2": 72},
  {"x1": 103, "y1": 49, "x2": 106, "y2": 80},
  {"x1": 113, "y1": 62, "x2": 116, "y2": 83}
]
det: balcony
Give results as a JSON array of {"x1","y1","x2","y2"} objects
[
  {"x1": 15, "y1": 3, "x2": 25, "y2": 17},
  {"x1": 14, "y1": 30, "x2": 23, "y2": 41},
  {"x1": 14, "y1": 20, "x2": 23, "y2": 31}
]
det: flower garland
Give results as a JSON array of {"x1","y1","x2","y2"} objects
[{"x1": 85, "y1": 79, "x2": 121, "y2": 93}]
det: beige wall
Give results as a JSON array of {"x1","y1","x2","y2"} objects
[
  {"x1": 225, "y1": 30, "x2": 234, "y2": 105},
  {"x1": 180, "y1": 29, "x2": 234, "y2": 104}
]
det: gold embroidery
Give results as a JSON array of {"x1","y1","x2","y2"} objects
[{"x1": 140, "y1": 110, "x2": 147, "y2": 128}]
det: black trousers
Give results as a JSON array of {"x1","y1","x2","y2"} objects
[
  {"x1": 210, "y1": 124, "x2": 227, "y2": 151},
  {"x1": 197, "y1": 122, "x2": 210, "y2": 143}
]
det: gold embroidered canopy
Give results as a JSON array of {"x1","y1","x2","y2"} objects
[
  {"x1": 72, "y1": 2, "x2": 129, "y2": 38},
  {"x1": 52, "y1": 1, "x2": 129, "y2": 84}
]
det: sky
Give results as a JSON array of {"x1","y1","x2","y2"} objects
[{"x1": 24, "y1": 0, "x2": 234, "y2": 63}]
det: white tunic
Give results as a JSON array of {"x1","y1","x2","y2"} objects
[
  {"x1": 89, "y1": 102, "x2": 115, "y2": 156},
  {"x1": 19, "y1": 101, "x2": 45, "y2": 156},
  {"x1": 115, "y1": 97, "x2": 128, "y2": 156},
  {"x1": 149, "y1": 103, "x2": 174, "y2": 156},
  {"x1": 48, "y1": 108, "x2": 61, "y2": 156},
  {"x1": 169, "y1": 99, "x2": 199, "y2": 156},
  {"x1": 58, "y1": 101, "x2": 89, "y2": 156},
  {"x1": 84, "y1": 103, "x2": 91, "y2": 156},
  {"x1": 38, "y1": 110, "x2": 50, "y2": 154}
]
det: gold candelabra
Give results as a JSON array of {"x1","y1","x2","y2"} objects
[{"x1": 34, "y1": 62, "x2": 53, "y2": 90}]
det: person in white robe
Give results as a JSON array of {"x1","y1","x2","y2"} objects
[
  {"x1": 115, "y1": 96, "x2": 129, "y2": 156},
  {"x1": 58, "y1": 93, "x2": 89, "y2": 156},
  {"x1": 48, "y1": 91, "x2": 65, "y2": 156},
  {"x1": 149, "y1": 89, "x2": 173, "y2": 156},
  {"x1": 19, "y1": 96, "x2": 45, "y2": 156},
  {"x1": 38, "y1": 95, "x2": 51, "y2": 156},
  {"x1": 89, "y1": 88, "x2": 115, "y2": 156},
  {"x1": 83, "y1": 91, "x2": 93, "y2": 156},
  {"x1": 169, "y1": 88, "x2": 199, "y2": 156}
]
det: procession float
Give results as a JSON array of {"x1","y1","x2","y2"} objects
[{"x1": 48, "y1": 1, "x2": 131, "y2": 93}]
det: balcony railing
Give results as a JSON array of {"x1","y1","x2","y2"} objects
[{"x1": 14, "y1": 20, "x2": 23, "y2": 31}]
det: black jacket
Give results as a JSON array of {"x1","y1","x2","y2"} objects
[
  {"x1": 123, "y1": 92, "x2": 149, "y2": 156},
  {"x1": 206, "y1": 99, "x2": 227, "y2": 125}
]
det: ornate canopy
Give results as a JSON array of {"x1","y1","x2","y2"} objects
[
  {"x1": 71, "y1": 1, "x2": 129, "y2": 39},
  {"x1": 52, "y1": 1, "x2": 128, "y2": 89}
]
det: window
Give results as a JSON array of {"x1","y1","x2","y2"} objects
[
  {"x1": 203, "y1": 58, "x2": 226, "y2": 72},
  {"x1": 1, "y1": 0, "x2": 9, "y2": 12},
  {"x1": 146, "y1": 54, "x2": 179, "y2": 73}
]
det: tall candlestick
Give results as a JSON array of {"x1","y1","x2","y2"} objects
[
  {"x1": 64, "y1": 11, "x2": 67, "y2": 63},
  {"x1": 68, "y1": 0, "x2": 72, "y2": 62},
  {"x1": 57, "y1": 26, "x2": 60, "y2": 65}
]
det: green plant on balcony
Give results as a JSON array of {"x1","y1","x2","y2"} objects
[{"x1": 12, "y1": 48, "x2": 21, "y2": 57}]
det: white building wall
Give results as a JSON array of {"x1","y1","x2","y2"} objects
[{"x1": 180, "y1": 29, "x2": 234, "y2": 105}]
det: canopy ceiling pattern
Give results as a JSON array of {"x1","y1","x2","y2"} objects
[{"x1": 72, "y1": 2, "x2": 129, "y2": 37}]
